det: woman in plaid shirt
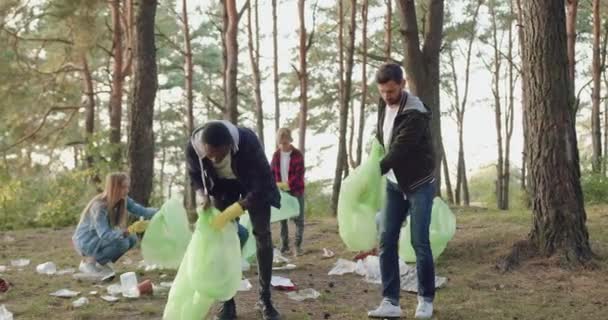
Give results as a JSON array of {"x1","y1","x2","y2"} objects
[{"x1": 270, "y1": 128, "x2": 306, "y2": 256}]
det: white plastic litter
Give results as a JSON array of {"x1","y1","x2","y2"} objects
[
  {"x1": 10, "y1": 259, "x2": 29, "y2": 267},
  {"x1": 0, "y1": 305, "x2": 13, "y2": 320},
  {"x1": 0, "y1": 266, "x2": 6, "y2": 273},
  {"x1": 322, "y1": 248, "x2": 335, "y2": 259},
  {"x1": 328, "y1": 256, "x2": 448, "y2": 293},
  {"x1": 50, "y1": 289, "x2": 80, "y2": 298},
  {"x1": 270, "y1": 276, "x2": 295, "y2": 288},
  {"x1": 138, "y1": 260, "x2": 159, "y2": 271},
  {"x1": 72, "y1": 297, "x2": 89, "y2": 308},
  {"x1": 120, "y1": 272, "x2": 139, "y2": 298},
  {"x1": 56, "y1": 268, "x2": 76, "y2": 275},
  {"x1": 122, "y1": 258, "x2": 133, "y2": 265},
  {"x1": 328, "y1": 259, "x2": 357, "y2": 275},
  {"x1": 106, "y1": 284, "x2": 123, "y2": 296},
  {"x1": 89, "y1": 291, "x2": 98, "y2": 295},
  {"x1": 101, "y1": 295, "x2": 119, "y2": 302},
  {"x1": 286, "y1": 288, "x2": 321, "y2": 301},
  {"x1": 36, "y1": 262, "x2": 57, "y2": 275},
  {"x1": 159, "y1": 281, "x2": 174, "y2": 289},
  {"x1": 238, "y1": 278, "x2": 252, "y2": 292},
  {"x1": 272, "y1": 264, "x2": 297, "y2": 271}
]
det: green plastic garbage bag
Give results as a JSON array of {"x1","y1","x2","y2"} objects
[
  {"x1": 270, "y1": 190, "x2": 300, "y2": 223},
  {"x1": 399, "y1": 197, "x2": 456, "y2": 263},
  {"x1": 338, "y1": 138, "x2": 387, "y2": 251},
  {"x1": 163, "y1": 259, "x2": 214, "y2": 320},
  {"x1": 186, "y1": 208, "x2": 242, "y2": 301},
  {"x1": 239, "y1": 213, "x2": 256, "y2": 262},
  {"x1": 141, "y1": 198, "x2": 192, "y2": 269},
  {"x1": 239, "y1": 191, "x2": 301, "y2": 263}
]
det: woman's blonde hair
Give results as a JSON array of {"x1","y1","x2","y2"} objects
[
  {"x1": 79, "y1": 172, "x2": 129, "y2": 228},
  {"x1": 276, "y1": 127, "x2": 293, "y2": 145}
]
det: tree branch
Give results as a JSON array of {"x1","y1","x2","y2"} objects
[
  {"x1": 237, "y1": 0, "x2": 251, "y2": 22},
  {"x1": 2, "y1": 106, "x2": 81, "y2": 152}
]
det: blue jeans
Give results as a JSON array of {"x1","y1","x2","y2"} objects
[
  {"x1": 378, "y1": 180, "x2": 435, "y2": 304},
  {"x1": 95, "y1": 234, "x2": 138, "y2": 265}
]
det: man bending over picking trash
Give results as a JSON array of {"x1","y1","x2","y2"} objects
[{"x1": 186, "y1": 120, "x2": 282, "y2": 320}]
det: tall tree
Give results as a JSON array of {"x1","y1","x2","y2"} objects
[
  {"x1": 591, "y1": 0, "x2": 602, "y2": 172},
  {"x1": 297, "y1": 0, "x2": 309, "y2": 155},
  {"x1": 332, "y1": 0, "x2": 357, "y2": 214},
  {"x1": 182, "y1": 0, "x2": 196, "y2": 211},
  {"x1": 502, "y1": 0, "x2": 592, "y2": 269},
  {"x1": 356, "y1": 0, "x2": 369, "y2": 166},
  {"x1": 566, "y1": 0, "x2": 577, "y2": 113},
  {"x1": 247, "y1": 0, "x2": 265, "y2": 148},
  {"x1": 515, "y1": 0, "x2": 527, "y2": 192},
  {"x1": 502, "y1": 0, "x2": 516, "y2": 210},
  {"x1": 272, "y1": 0, "x2": 280, "y2": 132},
  {"x1": 395, "y1": 0, "x2": 445, "y2": 196},
  {"x1": 224, "y1": 0, "x2": 238, "y2": 123},
  {"x1": 445, "y1": 0, "x2": 481, "y2": 207},
  {"x1": 385, "y1": 0, "x2": 392, "y2": 60},
  {"x1": 108, "y1": 0, "x2": 133, "y2": 167},
  {"x1": 128, "y1": 0, "x2": 157, "y2": 205},
  {"x1": 81, "y1": 54, "x2": 99, "y2": 184}
]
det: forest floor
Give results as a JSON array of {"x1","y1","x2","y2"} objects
[{"x1": 1, "y1": 205, "x2": 607, "y2": 320}]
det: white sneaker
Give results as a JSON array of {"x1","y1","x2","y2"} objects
[
  {"x1": 368, "y1": 298, "x2": 402, "y2": 318},
  {"x1": 415, "y1": 296, "x2": 433, "y2": 319},
  {"x1": 96, "y1": 262, "x2": 114, "y2": 274},
  {"x1": 79, "y1": 261, "x2": 102, "y2": 275}
]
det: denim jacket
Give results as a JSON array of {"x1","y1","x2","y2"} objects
[{"x1": 72, "y1": 197, "x2": 157, "y2": 257}]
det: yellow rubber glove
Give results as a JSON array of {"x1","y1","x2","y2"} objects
[
  {"x1": 211, "y1": 202, "x2": 245, "y2": 230},
  {"x1": 277, "y1": 182, "x2": 289, "y2": 191},
  {"x1": 127, "y1": 220, "x2": 149, "y2": 234}
]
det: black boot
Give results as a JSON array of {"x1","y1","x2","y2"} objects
[
  {"x1": 256, "y1": 299, "x2": 281, "y2": 320},
  {"x1": 216, "y1": 298, "x2": 237, "y2": 320}
]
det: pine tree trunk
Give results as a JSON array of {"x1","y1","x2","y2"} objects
[
  {"x1": 272, "y1": 0, "x2": 280, "y2": 132},
  {"x1": 182, "y1": 0, "x2": 196, "y2": 211},
  {"x1": 128, "y1": 0, "x2": 157, "y2": 205},
  {"x1": 385, "y1": 0, "x2": 392, "y2": 61},
  {"x1": 81, "y1": 54, "x2": 100, "y2": 185},
  {"x1": 109, "y1": 0, "x2": 124, "y2": 168},
  {"x1": 297, "y1": 0, "x2": 308, "y2": 156},
  {"x1": 591, "y1": 0, "x2": 602, "y2": 172},
  {"x1": 224, "y1": 0, "x2": 239, "y2": 123},
  {"x1": 504, "y1": 3, "x2": 515, "y2": 210},
  {"x1": 247, "y1": 0, "x2": 265, "y2": 148},
  {"x1": 332, "y1": 0, "x2": 357, "y2": 215},
  {"x1": 356, "y1": 0, "x2": 369, "y2": 166},
  {"x1": 521, "y1": 0, "x2": 592, "y2": 266},
  {"x1": 566, "y1": 0, "x2": 577, "y2": 114},
  {"x1": 441, "y1": 146, "x2": 454, "y2": 204}
]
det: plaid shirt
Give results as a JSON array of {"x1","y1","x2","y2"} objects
[{"x1": 270, "y1": 147, "x2": 305, "y2": 196}]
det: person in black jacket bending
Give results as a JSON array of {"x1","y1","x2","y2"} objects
[
  {"x1": 186, "y1": 120, "x2": 282, "y2": 320},
  {"x1": 367, "y1": 63, "x2": 436, "y2": 320}
]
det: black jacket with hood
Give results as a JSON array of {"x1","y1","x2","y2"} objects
[
  {"x1": 376, "y1": 92, "x2": 435, "y2": 193},
  {"x1": 186, "y1": 120, "x2": 281, "y2": 210}
]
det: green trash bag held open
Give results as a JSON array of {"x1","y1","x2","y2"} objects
[
  {"x1": 399, "y1": 197, "x2": 456, "y2": 263},
  {"x1": 186, "y1": 208, "x2": 242, "y2": 301},
  {"x1": 270, "y1": 190, "x2": 300, "y2": 223},
  {"x1": 141, "y1": 198, "x2": 192, "y2": 269},
  {"x1": 240, "y1": 190, "x2": 302, "y2": 262},
  {"x1": 163, "y1": 208, "x2": 242, "y2": 319},
  {"x1": 338, "y1": 138, "x2": 387, "y2": 251}
]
